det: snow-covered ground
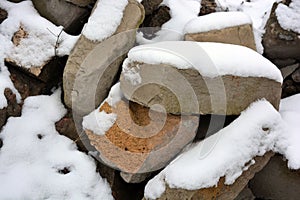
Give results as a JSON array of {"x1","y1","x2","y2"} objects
[
  {"x1": 1, "y1": 0, "x2": 299, "y2": 199},
  {"x1": 0, "y1": 90, "x2": 114, "y2": 200}
]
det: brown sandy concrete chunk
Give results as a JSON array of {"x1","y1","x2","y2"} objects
[
  {"x1": 143, "y1": 152, "x2": 274, "y2": 200},
  {"x1": 185, "y1": 24, "x2": 257, "y2": 51},
  {"x1": 120, "y1": 63, "x2": 282, "y2": 115},
  {"x1": 63, "y1": 0, "x2": 144, "y2": 115},
  {"x1": 85, "y1": 99, "x2": 199, "y2": 174}
]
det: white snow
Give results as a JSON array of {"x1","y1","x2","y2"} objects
[
  {"x1": 137, "y1": 0, "x2": 201, "y2": 44},
  {"x1": 83, "y1": 111, "x2": 117, "y2": 136},
  {"x1": 279, "y1": 94, "x2": 300, "y2": 170},
  {"x1": 144, "y1": 100, "x2": 286, "y2": 199},
  {"x1": 0, "y1": 90, "x2": 114, "y2": 200},
  {"x1": 82, "y1": 0, "x2": 128, "y2": 42},
  {"x1": 276, "y1": 0, "x2": 300, "y2": 34},
  {"x1": 106, "y1": 82, "x2": 124, "y2": 107},
  {"x1": 0, "y1": 36, "x2": 21, "y2": 109},
  {"x1": 82, "y1": 83, "x2": 124, "y2": 136},
  {"x1": 124, "y1": 41, "x2": 283, "y2": 83},
  {"x1": 184, "y1": 11, "x2": 252, "y2": 34},
  {"x1": 0, "y1": 0, "x2": 79, "y2": 68}
]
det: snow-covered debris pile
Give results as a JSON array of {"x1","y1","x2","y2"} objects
[
  {"x1": 121, "y1": 41, "x2": 282, "y2": 115},
  {"x1": 0, "y1": 90, "x2": 114, "y2": 200},
  {"x1": 279, "y1": 94, "x2": 300, "y2": 170},
  {"x1": 276, "y1": 0, "x2": 300, "y2": 34},
  {"x1": 0, "y1": 0, "x2": 78, "y2": 68},
  {"x1": 144, "y1": 100, "x2": 287, "y2": 200}
]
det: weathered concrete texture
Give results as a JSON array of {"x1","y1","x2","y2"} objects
[
  {"x1": 143, "y1": 152, "x2": 274, "y2": 200},
  {"x1": 250, "y1": 154, "x2": 300, "y2": 200},
  {"x1": 185, "y1": 24, "x2": 257, "y2": 51},
  {"x1": 263, "y1": 3, "x2": 300, "y2": 61},
  {"x1": 120, "y1": 63, "x2": 282, "y2": 115},
  {"x1": 85, "y1": 99, "x2": 199, "y2": 174},
  {"x1": 32, "y1": 0, "x2": 91, "y2": 35},
  {"x1": 63, "y1": 0, "x2": 144, "y2": 115}
]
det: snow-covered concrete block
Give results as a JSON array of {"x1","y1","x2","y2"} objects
[
  {"x1": 144, "y1": 100, "x2": 286, "y2": 200},
  {"x1": 144, "y1": 152, "x2": 274, "y2": 200},
  {"x1": 82, "y1": 83, "x2": 199, "y2": 174},
  {"x1": 63, "y1": 0, "x2": 144, "y2": 115},
  {"x1": 120, "y1": 41, "x2": 283, "y2": 115},
  {"x1": 184, "y1": 12, "x2": 257, "y2": 51}
]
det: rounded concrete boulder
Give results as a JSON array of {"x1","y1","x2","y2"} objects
[{"x1": 120, "y1": 41, "x2": 283, "y2": 115}]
